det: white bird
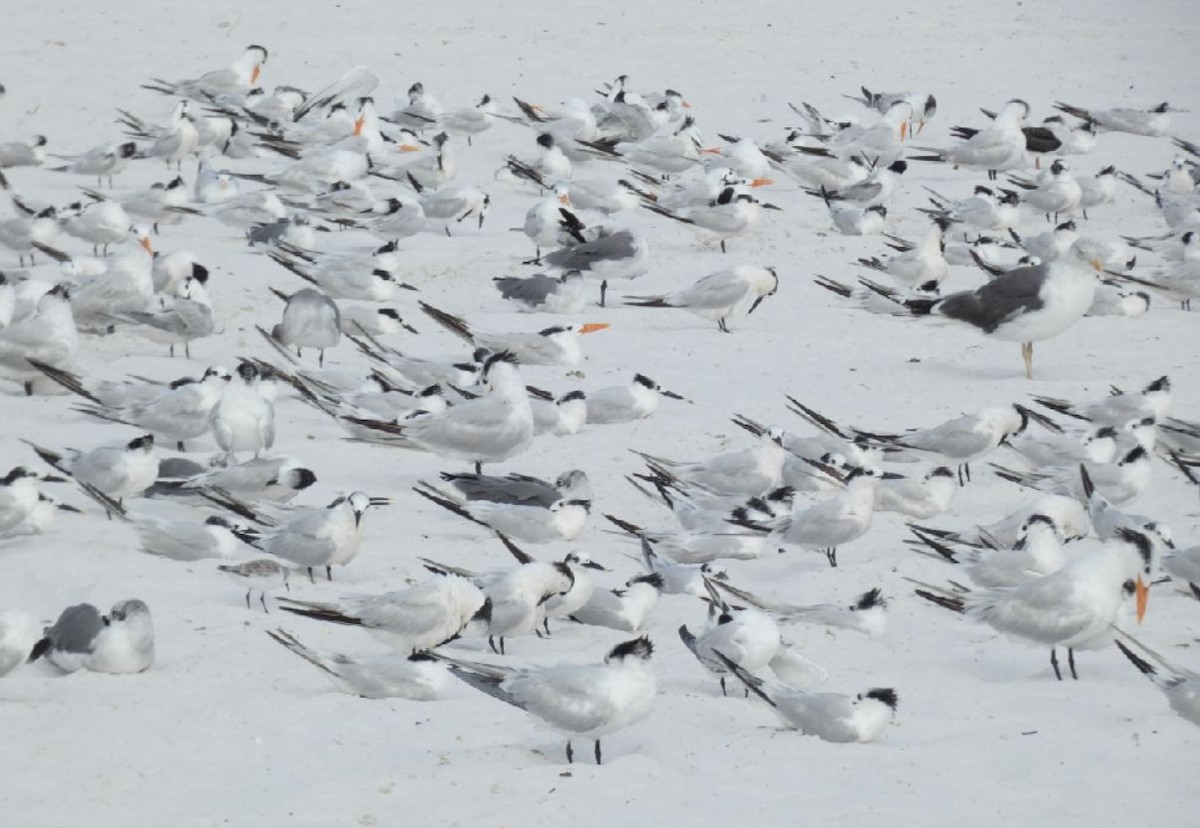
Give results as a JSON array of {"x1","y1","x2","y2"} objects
[
  {"x1": 209, "y1": 362, "x2": 276, "y2": 461},
  {"x1": 420, "y1": 302, "x2": 609, "y2": 367},
  {"x1": 925, "y1": 513, "x2": 1070, "y2": 589},
  {"x1": 643, "y1": 185, "x2": 772, "y2": 254},
  {"x1": 51, "y1": 140, "x2": 138, "y2": 186},
  {"x1": 873, "y1": 241, "x2": 1103, "y2": 378},
  {"x1": 857, "y1": 218, "x2": 951, "y2": 293},
  {"x1": 0, "y1": 198, "x2": 59, "y2": 266},
  {"x1": 0, "y1": 466, "x2": 67, "y2": 535},
  {"x1": 636, "y1": 536, "x2": 729, "y2": 595},
  {"x1": 149, "y1": 455, "x2": 315, "y2": 504},
  {"x1": 1114, "y1": 635, "x2": 1200, "y2": 727},
  {"x1": 585, "y1": 374, "x2": 685, "y2": 424},
  {"x1": 679, "y1": 606, "x2": 783, "y2": 696},
  {"x1": 28, "y1": 600, "x2": 154, "y2": 674},
  {"x1": 964, "y1": 528, "x2": 1154, "y2": 680},
  {"x1": 0, "y1": 284, "x2": 78, "y2": 390},
  {"x1": 268, "y1": 288, "x2": 341, "y2": 366},
  {"x1": 1008, "y1": 160, "x2": 1083, "y2": 222},
  {"x1": 827, "y1": 202, "x2": 888, "y2": 236},
  {"x1": 339, "y1": 306, "x2": 418, "y2": 337},
  {"x1": 143, "y1": 44, "x2": 268, "y2": 100},
  {"x1": 875, "y1": 466, "x2": 957, "y2": 519},
  {"x1": 717, "y1": 653, "x2": 898, "y2": 743},
  {"x1": 0, "y1": 611, "x2": 38, "y2": 677},
  {"x1": 494, "y1": 271, "x2": 587, "y2": 314},
  {"x1": 406, "y1": 175, "x2": 490, "y2": 234},
  {"x1": 73, "y1": 365, "x2": 230, "y2": 450},
  {"x1": 440, "y1": 636, "x2": 656, "y2": 764},
  {"x1": 438, "y1": 93, "x2": 498, "y2": 143},
  {"x1": 1054, "y1": 100, "x2": 1178, "y2": 137},
  {"x1": 531, "y1": 389, "x2": 588, "y2": 437},
  {"x1": 569, "y1": 573, "x2": 663, "y2": 632},
  {"x1": 140, "y1": 100, "x2": 199, "y2": 169},
  {"x1": 109, "y1": 501, "x2": 254, "y2": 563},
  {"x1": 1033, "y1": 376, "x2": 1172, "y2": 428},
  {"x1": 993, "y1": 445, "x2": 1152, "y2": 506},
  {"x1": 27, "y1": 433, "x2": 158, "y2": 504},
  {"x1": 279, "y1": 574, "x2": 490, "y2": 653},
  {"x1": 113, "y1": 274, "x2": 215, "y2": 358},
  {"x1": 238, "y1": 491, "x2": 389, "y2": 582},
  {"x1": 218, "y1": 558, "x2": 291, "y2": 611},
  {"x1": 267, "y1": 629, "x2": 447, "y2": 700},
  {"x1": 912, "y1": 99, "x2": 1030, "y2": 178},
  {"x1": 925, "y1": 185, "x2": 1021, "y2": 233},
  {"x1": 635, "y1": 428, "x2": 787, "y2": 497},
  {"x1": 60, "y1": 199, "x2": 140, "y2": 256},
  {"x1": 0, "y1": 135, "x2": 47, "y2": 169},
  {"x1": 734, "y1": 467, "x2": 885, "y2": 567},
  {"x1": 624, "y1": 264, "x2": 778, "y2": 332},
  {"x1": 413, "y1": 481, "x2": 590, "y2": 543},
  {"x1": 718, "y1": 583, "x2": 890, "y2": 637}
]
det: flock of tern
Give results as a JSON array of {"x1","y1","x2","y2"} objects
[{"x1": 1, "y1": 45, "x2": 1199, "y2": 767}]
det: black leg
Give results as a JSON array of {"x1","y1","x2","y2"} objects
[
  {"x1": 720, "y1": 240, "x2": 727, "y2": 253},
  {"x1": 825, "y1": 548, "x2": 838, "y2": 567},
  {"x1": 1050, "y1": 648, "x2": 1062, "y2": 681},
  {"x1": 566, "y1": 741, "x2": 573, "y2": 764},
  {"x1": 326, "y1": 565, "x2": 333, "y2": 581},
  {"x1": 307, "y1": 567, "x2": 315, "y2": 584},
  {"x1": 600, "y1": 280, "x2": 608, "y2": 307},
  {"x1": 542, "y1": 618, "x2": 551, "y2": 636},
  {"x1": 964, "y1": 463, "x2": 971, "y2": 483},
  {"x1": 260, "y1": 592, "x2": 269, "y2": 613},
  {"x1": 1068, "y1": 648, "x2": 1077, "y2": 680},
  {"x1": 177, "y1": 441, "x2": 184, "y2": 452},
  {"x1": 594, "y1": 740, "x2": 602, "y2": 765},
  {"x1": 245, "y1": 590, "x2": 251, "y2": 609},
  {"x1": 719, "y1": 676, "x2": 727, "y2": 697},
  {"x1": 499, "y1": 637, "x2": 506, "y2": 655},
  {"x1": 474, "y1": 461, "x2": 482, "y2": 474},
  {"x1": 488, "y1": 635, "x2": 499, "y2": 654}
]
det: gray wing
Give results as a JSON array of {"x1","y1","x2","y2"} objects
[
  {"x1": 494, "y1": 275, "x2": 558, "y2": 305},
  {"x1": 965, "y1": 575, "x2": 1099, "y2": 645},
  {"x1": 937, "y1": 262, "x2": 1048, "y2": 333},
  {"x1": 44, "y1": 604, "x2": 104, "y2": 653},
  {"x1": 674, "y1": 272, "x2": 750, "y2": 310},
  {"x1": 544, "y1": 232, "x2": 635, "y2": 271},
  {"x1": 443, "y1": 472, "x2": 557, "y2": 506}
]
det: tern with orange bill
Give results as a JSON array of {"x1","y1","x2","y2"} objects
[{"x1": 419, "y1": 301, "x2": 608, "y2": 367}]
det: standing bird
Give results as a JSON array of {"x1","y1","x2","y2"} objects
[
  {"x1": 439, "y1": 636, "x2": 656, "y2": 764},
  {"x1": 267, "y1": 288, "x2": 341, "y2": 366},
  {"x1": 624, "y1": 265, "x2": 778, "y2": 332},
  {"x1": 911, "y1": 99, "x2": 1030, "y2": 179},
  {"x1": 209, "y1": 362, "x2": 276, "y2": 462},
  {"x1": 863, "y1": 241, "x2": 1102, "y2": 378},
  {"x1": 543, "y1": 226, "x2": 649, "y2": 306},
  {"x1": 27, "y1": 600, "x2": 154, "y2": 674}
]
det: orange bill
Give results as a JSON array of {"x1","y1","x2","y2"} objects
[
  {"x1": 139, "y1": 234, "x2": 154, "y2": 255},
  {"x1": 354, "y1": 115, "x2": 365, "y2": 136},
  {"x1": 749, "y1": 178, "x2": 774, "y2": 187},
  {"x1": 1135, "y1": 576, "x2": 1148, "y2": 623},
  {"x1": 701, "y1": 147, "x2": 722, "y2": 154},
  {"x1": 580, "y1": 322, "x2": 610, "y2": 334},
  {"x1": 900, "y1": 121, "x2": 908, "y2": 142},
  {"x1": 558, "y1": 192, "x2": 570, "y2": 204},
  {"x1": 398, "y1": 143, "x2": 422, "y2": 152},
  {"x1": 251, "y1": 65, "x2": 261, "y2": 86}
]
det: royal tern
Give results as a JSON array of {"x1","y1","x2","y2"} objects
[
  {"x1": 267, "y1": 629, "x2": 447, "y2": 699},
  {"x1": 142, "y1": 45, "x2": 268, "y2": 100},
  {"x1": 912, "y1": 98, "x2": 1030, "y2": 178},
  {"x1": 624, "y1": 264, "x2": 778, "y2": 332},
  {"x1": 717, "y1": 653, "x2": 897, "y2": 742},
  {"x1": 420, "y1": 301, "x2": 608, "y2": 367},
  {"x1": 28, "y1": 600, "x2": 154, "y2": 674},
  {"x1": 440, "y1": 636, "x2": 655, "y2": 764},
  {"x1": 963, "y1": 527, "x2": 1154, "y2": 679}
]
